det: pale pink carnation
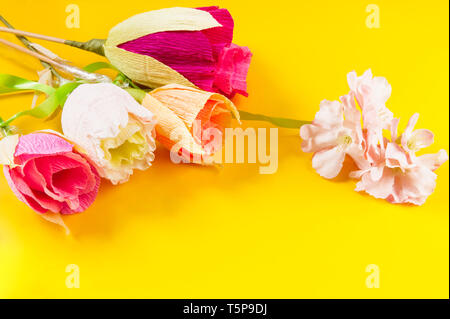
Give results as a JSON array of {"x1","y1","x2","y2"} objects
[
  {"x1": 300, "y1": 99, "x2": 364, "y2": 179},
  {"x1": 351, "y1": 114, "x2": 448, "y2": 205},
  {"x1": 301, "y1": 70, "x2": 448, "y2": 205}
]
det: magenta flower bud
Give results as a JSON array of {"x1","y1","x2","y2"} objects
[{"x1": 104, "y1": 6, "x2": 252, "y2": 98}]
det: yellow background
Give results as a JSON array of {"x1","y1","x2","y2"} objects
[{"x1": 0, "y1": 0, "x2": 448, "y2": 298}]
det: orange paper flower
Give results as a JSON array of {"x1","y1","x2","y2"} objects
[{"x1": 142, "y1": 84, "x2": 240, "y2": 163}]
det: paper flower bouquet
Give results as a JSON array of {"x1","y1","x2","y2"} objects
[{"x1": 0, "y1": 6, "x2": 447, "y2": 233}]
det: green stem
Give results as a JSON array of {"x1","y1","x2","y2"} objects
[
  {"x1": 125, "y1": 88, "x2": 310, "y2": 129},
  {"x1": 0, "y1": 113, "x2": 20, "y2": 128},
  {"x1": 0, "y1": 117, "x2": 12, "y2": 136},
  {"x1": 239, "y1": 111, "x2": 310, "y2": 128}
]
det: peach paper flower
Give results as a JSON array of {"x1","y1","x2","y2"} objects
[{"x1": 142, "y1": 84, "x2": 239, "y2": 163}]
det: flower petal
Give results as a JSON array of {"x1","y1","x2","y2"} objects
[
  {"x1": 213, "y1": 44, "x2": 252, "y2": 97},
  {"x1": 416, "y1": 149, "x2": 449, "y2": 171},
  {"x1": 408, "y1": 129, "x2": 434, "y2": 150},
  {"x1": 300, "y1": 124, "x2": 339, "y2": 153},
  {"x1": 105, "y1": 45, "x2": 196, "y2": 89},
  {"x1": 118, "y1": 31, "x2": 216, "y2": 91},
  {"x1": 142, "y1": 94, "x2": 205, "y2": 158},
  {"x1": 198, "y1": 6, "x2": 234, "y2": 59},
  {"x1": 150, "y1": 84, "x2": 239, "y2": 129},
  {"x1": 14, "y1": 133, "x2": 73, "y2": 162},
  {"x1": 385, "y1": 142, "x2": 410, "y2": 169},
  {"x1": 356, "y1": 166, "x2": 395, "y2": 200},
  {"x1": 106, "y1": 7, "x2": 222, "y2": 47},
  {"x1": 311, "y1": 146, "x2": 345, "y2": 179},
  {"x1": 313, "y1": 100, "x2": 343, "y2": 128},
  {"x1": 394, "y1": 166, "x2": 437, "y2": 205},
  {"x1": 0, "y1": 134, "x2": 19, "y2": 167}
]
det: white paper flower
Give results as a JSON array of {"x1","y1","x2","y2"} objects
[{"x1": 61, "y1": 83, "x2": 156, "y2": 184}]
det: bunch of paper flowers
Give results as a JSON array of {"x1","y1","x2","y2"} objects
[{"x1": 0, "y1": 6, "x2": 447, "y2": 233}]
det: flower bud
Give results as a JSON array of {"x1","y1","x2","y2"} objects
[
  {"x1": 142, "y1": 84, "x2": 239, "y2": 163},
  {"x1": 104, "y1": 6, "x2": 252, "y2": 97}
]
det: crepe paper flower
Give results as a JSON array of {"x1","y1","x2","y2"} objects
[
  {"x1": 141, "y1": 84, "x2": 239, "y2": 163},
  {"x1": 350, "y1": 115, "x2": 448, "y2": 205},
  {"x1": 301, "y1": 70, "x2": 448, "y2": 205},
  {"x1": 61, "y1": 83, "x2": 157, "y2": 184},
  {"x1": 300, "y1": 99, "x2": 364, "y2": 179},
  {"x1": 103, "y1": 6, "x2": 252, "y2": 97},
  {"x1": 2, "y1": 132, "x2": 101, "y2": 233},
  {"x1": 1, "y1": 7, "x2": 252, "y2": 96}
]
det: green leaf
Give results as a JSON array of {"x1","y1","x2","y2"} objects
[
  {"x1": 125, "y1": 88, "x2": 147, "y2": 103},
  {"x1": 0, "y1": 82, "x2": 80, "y2": 127},
  {"x1": 83, "y1": 61, "x2": 117, "y2": 73},
  {"x1": 0, "y1": 73, "x2": 55, "y2": 95},
  {"x1": 55, "y1": 82, "x2": 81, "y2": 106}
]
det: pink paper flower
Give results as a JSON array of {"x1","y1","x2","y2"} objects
[
  {"x1": 351, "y1": 115, "x2": 448, "y2": 205},
  {"x1": 300, "y1": 99, "x2": 364, "y2": 178},
  {"x1": 400, "y1": 113, "x2": 434, "y2": 155},
  {"x1": 3, "y1": 132, "x2": 100, "y2": 215},
  {"x1": 347, "y1": 69, "x2": 394, "y2": 157},
  {"x1": 104, "y1": 6, "x2": 252, "y2": 97},
  {"x1": 347, "y1": 69, "x2": 393, "y2": 130},
  {"x1": 301, "y1": 70, "x2": 448, "y2": 205}
]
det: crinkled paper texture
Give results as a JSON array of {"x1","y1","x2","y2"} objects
[
  {"x1": 142, "y1": 93, "x2": 205, "y2": 157},
  {"x1": 144, "y1": 84, "x2": 239, "y2": 161},
  {"x1": 61, "y1": 83, "x2": 156, "y2": 184},
  {"x1": 151, "y1": 84, "x2": 240, "y2": 128},
  {"x1": 106, "y1": 7, "x2": 222, "y2": 47},
  {"x1": 0, "y1": 134, "x2": 19, "y2": 167},
  {"x1": 105, "y1": 45, "x2": 196, "y2": 89},
  {"x1": 3, "y1": 133, "x2": 100, "y2": 232}
]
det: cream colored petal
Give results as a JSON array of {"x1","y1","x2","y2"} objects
[
  {"x1": 107, "y1": 7, "x2": 222, "y2": 47},
  {"x1": 40, "y1": 212, "x2": 70, "y2": 235},
  {"x1": 150, "y1": 84, "x2": 240, "y2": 129},
  {"x1": 0, "y1": 134, "x2": 19, "y2": 167},
  {"x1": 31, "y1": 68, "x2": 53, "y2": 109},
  {"x1": 104, "y1": 46, "x2": 195, "y2": 89}
]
